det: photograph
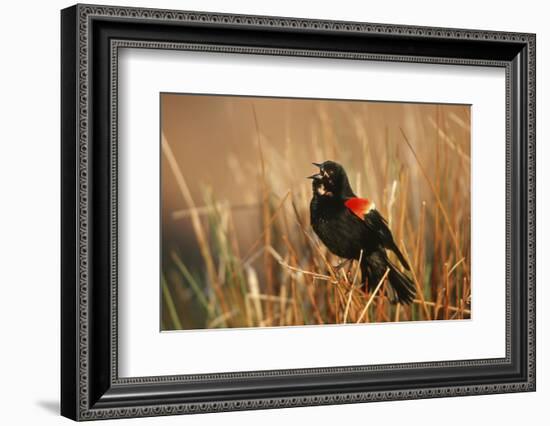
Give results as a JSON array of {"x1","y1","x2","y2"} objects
[{"x1": 160, "y1": 93, "x2": 472, "y2": 330}]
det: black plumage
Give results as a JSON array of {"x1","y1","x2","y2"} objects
[{"x1": 309, "y1": 161, "x2": 415, "y2": 304}]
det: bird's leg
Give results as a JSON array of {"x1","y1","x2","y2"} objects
[{"x1": 333, "y1": 258, "x2": 352, "y2": 271}]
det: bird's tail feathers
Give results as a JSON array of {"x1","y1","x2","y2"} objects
[
  {"x1": 361, "y1": 252, "x2": 415, "y2": 305},
  {"x1": 387, "y1": 263, "x2": 416, "y2": 305}
]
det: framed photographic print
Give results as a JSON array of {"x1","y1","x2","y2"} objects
[{"x1": 61, "y1": 4, "x2": 536, "y2": 421}]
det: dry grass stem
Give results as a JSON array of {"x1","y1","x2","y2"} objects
[{"x1": 356, "y1": 268, "x2": 390, "y2": 323}]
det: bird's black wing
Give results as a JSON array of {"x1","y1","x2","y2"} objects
[{"x1": 363, "y1": 209, "x2": 410, "y2": 270}]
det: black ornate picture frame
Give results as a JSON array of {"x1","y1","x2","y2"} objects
[{"x1": 61, "y1": 4, "x2": 536, "y2": 421}]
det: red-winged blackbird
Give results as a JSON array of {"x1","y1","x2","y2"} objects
[{"x1": 309, "y1": 161, "x2": 415, "y2": 304}]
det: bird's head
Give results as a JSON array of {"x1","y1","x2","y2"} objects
[{"x1": 308, "y1": 161, "x2": 355, "y2": 198}]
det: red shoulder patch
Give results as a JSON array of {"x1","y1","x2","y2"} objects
[{"x1": 345, "y1": 197, "x2": 373, "y2": 220}]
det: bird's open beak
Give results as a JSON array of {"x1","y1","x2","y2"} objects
[
  {"x1": 307, "y1": 163, "x2": 323, "y2": 179},
  {"x1": 308, "y1": 162, "x2": 323, "y2": 179}
]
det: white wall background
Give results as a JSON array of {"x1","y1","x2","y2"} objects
[{"x1": 0, "y1": 0, "x2": 546, "y2": 424}]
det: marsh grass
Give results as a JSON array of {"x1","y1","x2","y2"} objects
[{"x1": 161, "y1": 101, "x2": 471, "y2": 330}]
